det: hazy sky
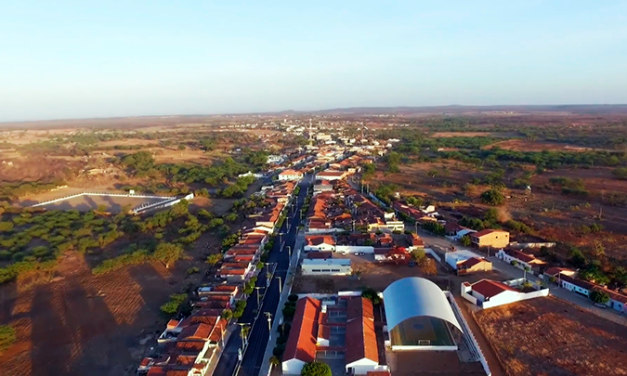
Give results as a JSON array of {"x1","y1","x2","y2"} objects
[{"x1": 1, "y1": 1, "x2": 626, "y2": 121}]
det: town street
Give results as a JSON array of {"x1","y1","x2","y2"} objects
[{"x1": 212, "y1": 174, "x2": 312, "y2": 376}]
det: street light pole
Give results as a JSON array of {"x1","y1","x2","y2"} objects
[
  {"x1": 287, "y1": 246, "x2": 292, "y2": 258},
  {"x1": 265, "y1": 312, "x2": 273, "y2": 339},
  {"x1": 276, "y1": 276, "x2": 282, "y2": 294},
  {"x1": 255, "y1": 286, "x2": 264, "y2": 307}
]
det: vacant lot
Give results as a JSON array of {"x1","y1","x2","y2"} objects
[
  {"x1": 0, "y1": 235, "x2": 221, "y2": 376},
  {"x1": 486, "y1": 139, "x2": 605, "y2": 152},
  {"x1": 474, "y1": 297, "x2": 627, "y2": 376}
]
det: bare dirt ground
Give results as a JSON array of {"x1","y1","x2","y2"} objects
[
  {"x1": 486, "y1": 139, "x2": 607, "y2": 152},
  {"x1": 474, "y1": 296, "x2": 627, "y2": 376},
  {"x1": 431, "y1": 131, "x2": 515, "y2": 138},
  {"x1": 0, "y1": 236, "x2": 222, "y2": 376}
]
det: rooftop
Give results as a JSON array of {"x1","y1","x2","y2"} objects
[{"x1": 470, "y1": 279, "x2": 517, "y2": 299}]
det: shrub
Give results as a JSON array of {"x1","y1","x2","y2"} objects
[
  {"x1": 186, "y1": 267, "x2": 199, "y2": 275},
  {"x1": 301, "y1": 361, "x2": 332, "y2": 376},
  {"x1": 480, "y1": 189, "x2": 505, "y2": 206},
  {"x1": 0, "y1": 325, "x2": 16, "y2": 353},
  {"x1": 288, "y1": 294, "x2": 299, "y2": 302},
  {"x1": 361, "y1": 287, "x2": 381, "y2": 305},
  {"x1": 590, "y1": 289, "x2": 610, "y2": 305},
  {"x1": 160, "y1": 293, "x2": 187, "y2": 315}
]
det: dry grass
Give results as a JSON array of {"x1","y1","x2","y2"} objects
[
  {"x1": 486, "y1": 139, "x2": 608, "y2": 152},
  {"x1": 474, "y1": 297, "x2": 627, "y2": 376}
]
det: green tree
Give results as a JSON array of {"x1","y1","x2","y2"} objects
[
  {"x1": 269, "y1": 355, "x2": 281, "y2": 367},
  {"x1": 206, "y1": 253, "x2": 223, "y2": 266},
  {"x1": 221, "y1": 309, "x2": 233, "y2": 321},
  {"x1": 154, "y1": 242, "x2": 184, "y2": 269},
  {"x1": 590, "y1": 289, "x2": 610, "y2": 305},
  {"x1": 361, "y1": 287, "x2": 381, "y2": 305},
  {"x1": 0, "y1": 221, "x2": 14, "y2": 232},
  {"x1": 0, "y1": 325, "x2": 16, "y2": 353},
  {"x1": 480, "y1": 189, "x2": 505, "y2": 206},
  {"x1": 301, "y1": 361, "x2": 332, "y2": 376},
  {"x1": 178, "y1": 144, "x2": 186, "y2": 150},
  {"x1": 411, "y1": 249, "x2": 426, "y2": 264},
  {"x1": 460, "y1": 235, "x2": 472, "y2": 246}
]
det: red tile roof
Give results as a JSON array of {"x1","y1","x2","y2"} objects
[
  {"x1": 283, "y1": 297, "x2": 321, "y2": 363},
  {"x1": 544, "y1": 267, "x2": 574, "y2": 276},
  {"x1": 306, "y1": 235, "x2": 336, "y2": 246},
  {"x1": 178, "y1": 323, "x2": 212, "y2": 340},
  {"x1": 345, "y1": 297, "x2": 379, "y2": 364},
  {"x1": 471, "y1": 279, "x2": 517, "y2": 299}
]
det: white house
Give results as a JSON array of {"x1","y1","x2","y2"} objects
[
  {"x1": 304, "y1": 235, "x2": 336, "y2": 252},
  {"x1": 267, "y1": 154, "x2": 287, "y2": 164},
  {"x1": 301, "y1": 258, "x2": 352, "y2": 276},
  {"x1": 278, "y1": 169, "x2": 303, "y2": 181},
  {"x1": 461, "y1": 278, "x2": 549, "y2": 309},
  {"x1": 495, "y1": 248, "x2": 547, "y2": 271}
]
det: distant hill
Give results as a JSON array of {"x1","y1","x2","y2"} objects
[{"x1": 308, "y1": 104, "x2": 627, "y2": 115}]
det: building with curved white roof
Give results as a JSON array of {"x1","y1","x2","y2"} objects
[{"x1": 383, "y1": 277, "x2": 463, "y2": 351}]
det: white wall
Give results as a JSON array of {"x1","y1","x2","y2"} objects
[
  {"x1": 282, "y1": 359, "x2": 306, "y2": 375},
  {"x1": 561, "y1": 281, "x2": 590, "y2": 296},
  {"x1": 335, "y1": 245, "x2": 374, "y2": 254},
  {"x1": 304, "y1": 244, "x2": 335, "y2": 252},
  {"x1": 345, "y1": 360, "x2": 384, "y2": 375}
]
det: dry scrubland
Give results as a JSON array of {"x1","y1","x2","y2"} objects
[{"x1": 474, "y1": 297, "x2": 627, "y2": 376}]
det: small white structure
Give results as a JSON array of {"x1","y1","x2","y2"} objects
[
  {"x1": 301, "y1": 258, "x2": 352, "y2": 276},
  {"x1": 278, "y1": 169, "x2": 303, "y2": 181},
  {"x1": 461, "y1": 278, "x2": 549, "y2": 309},
  {"x1": 445, "y1": 249, "x2": 484, "y2": 270},
  {"x1": 304, "y1": 235, "x2": 336, "y2": 252},
  {"x1": 267, "y1": 154, "x2": 287, "y2": 164}
]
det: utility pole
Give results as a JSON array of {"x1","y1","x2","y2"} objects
[{"x1": 287, "y1": 246, "x2": 292, "y2": 258}]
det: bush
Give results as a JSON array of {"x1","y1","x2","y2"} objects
[
  {"x1": 590, "y1": 289, "x2": 610, "y2": 304},
  {"x1": 361, "y1": 287, "x2": 381, "y2": 305},
  {"x1": 160, "y1": 293, "x2": 187, "y2": 315},
  {"x1": 480, "y1": 189, "x2": 505, "y2": 206},
  {"x1": 288, "y1": 294, "x2": 299, "y2": 302},
  {"x1": 186, "y1": 267, "x2": 199, "y2": 275},
  {"x1": 301, "y1": 361, "x2": 332, "y2": 376},
  {"x1": 0, "y1": 325, "x2": 16, "y2": 353},
  {"x1": 282, "y1": 301, "x2": 296, "y2": 321}
]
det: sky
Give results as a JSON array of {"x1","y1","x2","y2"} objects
[{"x1": 1, "y1": 0, "x2": 626, "y2": 122}]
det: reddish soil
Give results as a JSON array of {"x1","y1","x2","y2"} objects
[
  {"x1": 486, "y1": 139, "x2": 606, "y2": 152},
  {"x1": 474, "y1": 296, "x2": 627, "y2": 376}
]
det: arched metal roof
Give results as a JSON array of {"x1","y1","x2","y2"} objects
[{"x1": 383, "y1": 277, "x2": 462, "y2": 333}]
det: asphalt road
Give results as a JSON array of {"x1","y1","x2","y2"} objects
[{"x1": 212, "y1": 174, "x2": 312, "y2": 376}]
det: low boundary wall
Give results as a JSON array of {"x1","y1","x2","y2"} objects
[{"x1": 30, "y1": 191, "x2": 174, "y2": 208}]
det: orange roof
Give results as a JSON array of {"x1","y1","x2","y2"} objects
[
  {"x1": 212, "y1": 285, "x2": 238, "y2": 292},
  {"x1": 471, "y1": 279, "x2": 517, "y2": 299},
  {"x1": 305, "y1": 235, "x2": 336, "y2": 246},
  {"x1": 279, "y1": 169, "x2": 302, "y2": 176},
  {"x1": 283, "y1": 297, "x2": 321, "y2": 363},
  {"x1": 345, "y1": 297, "x2": 378, "y2": 364},
  {"x1": 367, "y1": 372, "x2": 391, "y2": 376},
  {"x1": 544, "y1": 267, "x2": 574, "y2": 276},
  {"x1": 178, "y1": 323, "x2": 212, "y2": 340}
]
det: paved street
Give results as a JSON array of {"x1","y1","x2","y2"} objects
[{"x1": 212, "y1": 174, "x2": 312, "y2": 376}]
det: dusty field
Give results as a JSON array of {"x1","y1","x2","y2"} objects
[
  {"x1": 533, "y1": 167, "x2": 627, "y2": 195},
  {"x1": 431, "y1": 131, "x2": 515, "y2": 138},
  {"x1": 0, "y1": 234, "x2": 222, "y2": 376},
  {"x1": 486, "y1": 139, "x2": 606, "y2": 152},
  {"x1": 474, "y1": 296, "x2": 627, "y2": 376}
]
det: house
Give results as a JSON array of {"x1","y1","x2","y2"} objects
[
  {"x1": 496, "y1": 249, "x2": 547, "y2": 272},
  {"x1": 444, "y1": 222, "x2": 475, "y2": 240},
  {"x1": 470, "y1": 229, "x2": 510, "y2": 248},
  {"x1": 282, "y1": 298, "x2": 321, "y2": 374},
  {"x1": 406, "y1": 233, "x2": 425, "y2": 250},
  {"x1": 316, "y1": 170, "x2": 346, "y2": 181},
  {"x1": 278, "y1": 169, "x2": 303, "y2": 181},
  {"x1": 304, "y1": 235, "x2": 336, "y2": 252},
  {"x1": 456, "y1": 257, "x2": 492, "y2": 275},
  {"x1": 543, "y1": 267, "x2": 576, "y2": 278},
  {"x1": 593, "y1": 287, "x2": 627, "y2": 313},
  {"x1": 558, "y1": 274, "x2": 594, "y2": 297},
  {"x1": 461, "y1": 278, "x2": 549, "y2": 309},
  {"x1": 345, "y1": 298, "x2": 381, "y2": 375},
  {"x1": 301, "y1": 258, "x2": 352, "y2": 276}
]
